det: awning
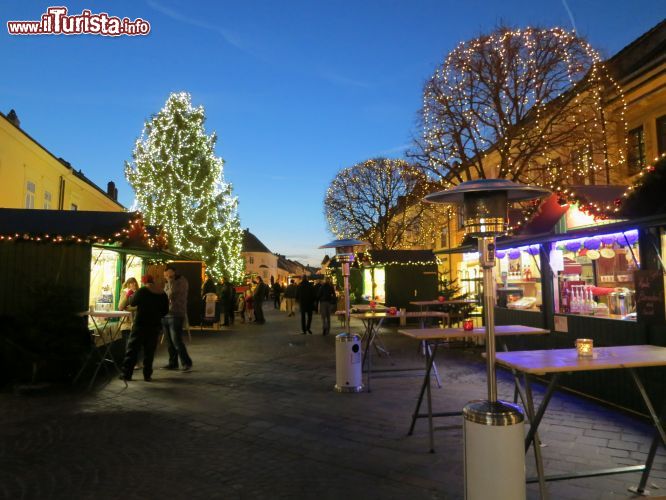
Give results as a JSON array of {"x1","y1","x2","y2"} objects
[{"x1": 94, "y1": 244, "x2": 189, "y2": 261}]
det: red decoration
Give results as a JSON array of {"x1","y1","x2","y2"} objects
[
  {"x1": 388, "y1": 307, "x2": 397, "y2": 315},
  {"x1": 438, "y1": 296, "x2": 445, "y2": 302},
  {"x1": 369, "y1": 300, "x2": 377, "y2": 309}
]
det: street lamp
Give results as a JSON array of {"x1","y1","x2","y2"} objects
[
  {"x1": 425, "y1": 178, "x2": 550, "y2": 500},
  {"x1": 320, "y1": 238, "x2": 368, "y2": 392}
]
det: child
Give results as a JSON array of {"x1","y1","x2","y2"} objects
[{"x1": 244, "y1": 289, "x2": 254, "y2": 323}]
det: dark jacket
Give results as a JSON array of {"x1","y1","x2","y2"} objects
[
  {"x1": 318, "y1": 283, "x2": 337, "y2": 305},
  {"x1": 296, "y1": 281, "x2": 317, "y2": 312},
  {"x1": 284, "y1": 283, "x2": 297, "y2": 299},
  {"x1": 129, "y1": 286, "x2": 169, "y2": 329},
  {"x1": 220, "y1": 282, "x2": 235, "y2": 308},
  {"x1": 253, "y1": 282, "x2": 267, "y2": 302}
]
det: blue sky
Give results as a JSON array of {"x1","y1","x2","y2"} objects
[{"x1": 1, "y1": 1, "x2": 664, "y2": 265}]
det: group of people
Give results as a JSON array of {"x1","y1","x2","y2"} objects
[
  {"x1": 118, "y1": 265, "x2": 193, "y2": 382},
  {"x1": 117, "y1": 269, "x2": 342, "y2": 382},
  {"x1": 279, "y1": 275, "x2": 339, "y2": 335}
]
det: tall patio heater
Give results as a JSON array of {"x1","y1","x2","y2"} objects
[
  {"x1": 319, "y1": 238, "x2": 368, "y2": 393},
  {"x1": 424, "y1": 179, "x2": 550, "y2": 500}
]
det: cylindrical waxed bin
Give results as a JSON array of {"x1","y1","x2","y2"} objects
[
  {"x1": 463, "y1": 400, "x2": 526, "y2": 500},
  {"x1": 335, "y1": 333, "x2": 363, "y2": 392}
]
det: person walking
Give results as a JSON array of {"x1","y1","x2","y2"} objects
[
  {"x1": 272, "y1": 281, "x2": 282, "y2": 309},
  {"x1": 317, "y1": 277, "x2": 337, "y2": 336},
  {"x1": 313, "y1": 279, "x2": 322, "y2": 314},
  {"x1": 296, "y1": 275, "x2": 316, "y2": 334},
  {"x1": 220, "y1": 277, "x2": 236, "y2": 326},
  {"x1": 121, "y1": 275, "x2": 169, "y2": 381},
  {"x1": 284, "y1": 279, "x2": 297, "y2": 316},
  {"x1": 162, "y1": 264, "x2": 193, "y2": 371},
  {"x1": 119, "y1": 277, "x2": 141, "y2": 367},
  {"x1": 253, "y1": 277, "x2": 267, "y2": 324}
]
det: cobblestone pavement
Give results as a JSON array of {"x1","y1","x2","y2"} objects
[{"x1": 1, "y1": 307, "x2": 665, "y2": 499}]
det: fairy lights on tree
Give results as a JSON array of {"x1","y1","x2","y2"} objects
[
  {"x1": 414, "y1": 26, "x2": 627, "y2": 200},
  {"x1": 324, "y1": 158, "x2": 447, "y2": 249},
  {"x1": 125, "y1": 92, "x2": 244, "y2": 281}
]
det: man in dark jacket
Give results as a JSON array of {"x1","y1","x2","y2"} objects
[
  {"x1": 296, "y1": 275, "x2": 316, "y2": 334},
  {"x1": 220, "y1": 277, "x2": 236, "y2": 326},
  {"x1": 163, "y1": 265, "x2": 193, "y2": 371},
  {"x1": 284, "y1": 279, "x2": 297, "y2": 316},
  {"x1": 121, "y1": 275, "x2": 169, "y2": 381},
  {"x1": 272, "y1": 281, "x2": 282, "y2": 309},
  {"x1": 253, "y1": 277, "x2": 268, "y2": 324}
]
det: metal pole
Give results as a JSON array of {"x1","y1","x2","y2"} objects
[
  {"x1": 342, "y1": 259, "x2": 351, "y2": 331},
  {"x1": 480, "y1": 236, "x2": 497, "y2": 403}
]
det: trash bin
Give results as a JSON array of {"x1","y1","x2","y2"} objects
[
  {"x1": 335, "y1": 332, "x2": 363, "y2": 392},
  {"x1": 463, "y1": 400, "x2": 526, "y2": 500}
]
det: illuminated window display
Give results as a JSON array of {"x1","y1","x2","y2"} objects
[
  {"x1": 124, "y1": 254, "x2": 143, "y2": 286},
  {"x1": 551, "y1": 229, "x2": 640, "y2": 320},
  {"x1": 89, "y1": 248, "x2": 120, "y2": 311},
  {"x1": 494, "y1": 245, "x2": 542, "y2": 310},
  {"x1": 457, "y1": 252, "x2": 481, "y2": 299},
  {"x1": 363, "y1": 267, "x2": 386, "y2": 303}
]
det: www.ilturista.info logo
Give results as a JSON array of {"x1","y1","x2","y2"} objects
[{"x1": 7, "y1": 6, "x2": 151, "y2": 36}]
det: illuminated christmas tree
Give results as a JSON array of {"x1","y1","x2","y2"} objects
[{"x1": 125, "y1": 92, "x2": 244, "y2": 281}]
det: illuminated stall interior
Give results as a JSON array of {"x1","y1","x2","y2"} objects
[
  {"x1": 456, "y1": 251, "x2": 481, "y2": 300},
  {"x1": 494, "y1": 245, "x2": 542, "y2": 310},
  {"x1": 363, "y1": 267, "x2": 386, "y2": 303},
  {"x1": 551, "y1": 229, "x2": 640, "y2": 320}
]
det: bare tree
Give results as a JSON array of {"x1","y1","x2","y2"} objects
[
  {"x1": 324, "y1": 158, "x2": 438, "y2": 250},
  {"x1": 413, "y1": 26, "x2": 625, "y2": 188}
]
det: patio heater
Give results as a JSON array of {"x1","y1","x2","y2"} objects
[
  {"x1": 319, "y1": 238, "x2": 368, "y2": 393},
  {"x1": 425, "y1": 179, "x2": 550, "y2": 500}
]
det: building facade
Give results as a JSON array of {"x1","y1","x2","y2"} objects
[
  {"x1": 0, "y1": 110, "x2": 123, "y2": 212},
  {"x1": 241, "y1": 229, "x2": 278, "y2": 282}
]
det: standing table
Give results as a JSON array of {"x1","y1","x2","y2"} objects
[
  {"x1": 73, "y1": 310, "x2": 131, "y2": 390},
  {"x1": 351, "y1": 310, "x2": 451, "y2": 392},
  {"x1": 399, "y1": 325, "x2": 549, "y2": 452},
  {"x1": 495, "y1": 345, "x2": 666, "y2": 499}
]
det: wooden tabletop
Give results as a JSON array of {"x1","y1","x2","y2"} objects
[
  {"x1": 80, "y1": 310, "x2": 132, "y2": 319},
  {"x1": 344, "y1": 311, "x2": 451, "y2": 319},
  {"x1": 399, "y1": 324, "x2": 549, "y2": 341},
  {"x1": 410, "y1": 300, "x2": 477, "y2": 306},
  {"x1": 495, "y1": 344, "x2": 666, "y2": 375}
]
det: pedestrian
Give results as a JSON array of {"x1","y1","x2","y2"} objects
[
  {"x1": 162, "y1": 264, "x2": 193, "y2": 371},
  {"x1": 244, "y1": 288, "x2": 254, "y2": 322},
  {"x1": 272, "y1": 281, "x2": 282, "y2": 309},
  {"x1": 284, "y1": 279, "x2": 297, "y2": 316},
  {"x1": 119, "y1": 277, "x2": 141, "y2": 367},
  {"x1": 253, "y1": 276, "x2": 267, "y2": 324},
  {"x1": 220, "y1": 277, "x2": 236, "y2": 326},
  {"x1": 317, "y1": 277, "x2": 337, "y2": 336},
  {"x1": 120, "y1": 275, "x2": 169, "y2": 381},
  {"x1": 296, "y1": 275, "x2": 316, "y2": 334},
  {"x1": 313, "y1": 279, "x2": 322, "y2": 313}
]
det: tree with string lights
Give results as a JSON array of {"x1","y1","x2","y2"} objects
[
  {"x1": 413, "y1": 26, "x2": 626, "y2": 192},
  {"x1": 125, "y1": 92, "x2": 244, "y2": 281},
  {"x1": 324, "y1": 158, "x2": 445, "y2": 250}
]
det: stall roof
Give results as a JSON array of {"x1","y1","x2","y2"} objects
[
  {"x1": 0, "y1": 208, "x2": 139, "y2": 242},
  {"x1": 364, "y1": 249, "x2": 437, "y2": 265},
  {"x1": 496, "y1": 213, "x2": 666, "y2": 249}
]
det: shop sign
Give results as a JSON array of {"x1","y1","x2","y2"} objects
[{"x1": 634, "y1": 270, "x2": 666, "y2": 324}]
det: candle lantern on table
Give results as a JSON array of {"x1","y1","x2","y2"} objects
[
  {"x1": 319, "y1": 238, "x2": 368, "y2": 393},
  {"x1": 576, "y1": 338, "x2": 594, "y2": 357},
  {"x1": 424, "y1": 179, "x2": 550, "y2": 500}
]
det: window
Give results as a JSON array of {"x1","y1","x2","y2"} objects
[
  {"x1": 440, "y1": 227, "x2": 449, "y2": 249},
  {"x1": 70, "y1": 203, "x2": 78, "y2": 211},
  {"x1": 44, "y1": 191, "x2": 52, "y2": 209},
  {"x1": 249, "y1": 256, "x2": 254, "y2": 264},
  {"x1": 25, "y1": 181, "x2": 36, "y2": 208},
  {"x1": 657, "y1": 115, "x2": 666, "y2": 157},
  {"x1": 456, "y1": 211, "x2": 464, "y2": 232},
  {"x1": 627, "y1": 126, "x2": 646, "y2": 175},
  {"x1": 571, "y1": 145, "x2": 595, "y2": 185}
]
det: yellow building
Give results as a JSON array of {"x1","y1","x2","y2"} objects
[{"x1": 0, "y1": 109, "x2": 123, "y2": 212}]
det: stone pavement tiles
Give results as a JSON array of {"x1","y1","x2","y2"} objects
[{"x1": 0, "y1": 308, "x2": 665, "y2": 499}]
